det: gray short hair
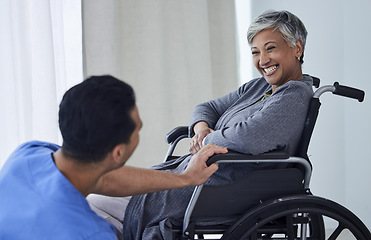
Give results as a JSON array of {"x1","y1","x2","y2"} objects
[{"x1": 247, "y1": 10, "x2": 308, "y2": 64}]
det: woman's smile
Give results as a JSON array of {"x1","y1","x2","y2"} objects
[{"x1": 263, "y1": 65, "x2": 278, "y2": 76}]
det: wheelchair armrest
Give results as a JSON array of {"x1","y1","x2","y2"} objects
[
  {"x1": 165, "y1": 126, "x2": 189, "y2": 144},
  {"x1": 206, "y1": 150, "x2": 290, "y2": 166}
]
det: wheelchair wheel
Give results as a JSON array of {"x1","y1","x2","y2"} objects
[{"x1": 221, "y1": 195, "x2": 371, "y2": 240}]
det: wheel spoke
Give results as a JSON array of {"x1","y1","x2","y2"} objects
[{"x1": 221, "y1": 196, "x2": 371, "y2": 240}]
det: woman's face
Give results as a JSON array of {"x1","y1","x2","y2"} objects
[{"x1": 251, "y1": 28, "x2": 303, "y2": 92}]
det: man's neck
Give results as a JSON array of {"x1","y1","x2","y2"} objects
[{"x1": 52, "y1": 149, "x2": 104, "y2": 197}]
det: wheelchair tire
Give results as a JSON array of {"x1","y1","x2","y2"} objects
[{"x1": 221, "y1": 195, "x2": 371, "y2": 240}]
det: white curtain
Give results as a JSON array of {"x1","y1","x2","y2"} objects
[
  {"x1": 82, "y1": 0, "x2": 239, "y2": 168},
  {"x1": 0, "y1": 0, "x2": 83, "y2": 167}
]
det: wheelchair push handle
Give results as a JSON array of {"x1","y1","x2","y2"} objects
[{"x1": 333, "y1": 82, "x2": 365, "y2": 102}]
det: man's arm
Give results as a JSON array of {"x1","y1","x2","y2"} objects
[{"x1": 93, "y1": 144, "x2": 227, "y2": 197}]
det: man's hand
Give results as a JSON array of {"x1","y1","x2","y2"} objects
[{"x1": 182, "y1": 144, "x2": 227, "y2": 186}]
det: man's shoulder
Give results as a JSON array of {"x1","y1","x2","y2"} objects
[
  {"x1": 1, "y1": 141, "x2": 59, "y2": 170},
  {"x1": 16, "y1": 140, "x2": 60, "y2": 153}
]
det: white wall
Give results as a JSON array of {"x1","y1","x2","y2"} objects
[
  {"x1": 82, "y1": 1, "x2": 239, "y2": 168},
  {"x1": 249, "y1": 0, "x2": 371, "y2": 227}
]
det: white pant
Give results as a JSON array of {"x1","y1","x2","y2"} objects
[{"x1": 87, "y1": 194, "x2": 131, "y2": 239}]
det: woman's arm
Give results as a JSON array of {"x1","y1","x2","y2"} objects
[
  {"x1": 189, "y1": 87, "x2": 245, "y2": 136},
  {"x1": 188, "y1": 78, "x2": 268, "y2": 154},
  {"x1": 188, "y1": 85, "x2": 249, "y2": 154},
  {"x1": 189, "y1": 122, "x2": 214, "y2": 154},
  {"x1": 93, "y1": 144, "x2": 227, "y2": 197},
  {"x1": 203, "y1": 82, "x2": 313, "y2": 155}
]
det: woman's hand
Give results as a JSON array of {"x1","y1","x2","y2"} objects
[{"x1": 190, "y1": 122, "x2": 214, "y2": 154}]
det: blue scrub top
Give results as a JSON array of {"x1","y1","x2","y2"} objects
[{"x1": 0, "y1": 141, "x2": 117, "y2": 240}]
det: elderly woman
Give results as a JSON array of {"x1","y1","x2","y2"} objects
[
  {"x1": 91, "y1": 10, "x2": 314, "y2": 239},
  {"x1": 189, "y1": 10, "x2": 309, "y2": 157}
]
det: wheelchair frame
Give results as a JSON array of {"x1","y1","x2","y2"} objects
[{"x1": 163, "y1": 78, "x2": 370, "y2": 240}]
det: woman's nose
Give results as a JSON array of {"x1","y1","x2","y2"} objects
[{"x1": 259, "y1": 52, "x2": 270, "y2": 66}]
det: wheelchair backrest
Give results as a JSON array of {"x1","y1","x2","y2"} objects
[
  {"x1": 294, "y1": 77, "x2": 365, "y2": 160},
  {"x1": 294, "y1": 76, "x2": 321, "y2": 160}
]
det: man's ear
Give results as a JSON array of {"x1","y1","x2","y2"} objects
[{"x1": 111, "y1": 144, "x2": 127, "y2": 164}]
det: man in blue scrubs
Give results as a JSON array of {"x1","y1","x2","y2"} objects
[{"x1": 0, "y1": 75, "x2": 225, "y2": 239}]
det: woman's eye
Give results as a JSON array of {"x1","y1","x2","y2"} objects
[
  {"x1": 251, "y1": 51, "x2": 259, "y2": 55},
  {"x1": 267, "y1": 46, "x2": 275, "y2": 51}
]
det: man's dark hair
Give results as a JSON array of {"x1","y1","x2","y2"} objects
[{"x1": 58, "y1": 75, "x2": 136, "y2": 163}]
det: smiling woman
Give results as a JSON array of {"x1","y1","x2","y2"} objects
[{"x1": 118, "y1": 10, "x2": 315, "y2": 239}]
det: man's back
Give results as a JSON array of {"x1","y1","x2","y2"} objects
[{"x1": 0, "y1": 141, "x2": 117, "y2": 240}]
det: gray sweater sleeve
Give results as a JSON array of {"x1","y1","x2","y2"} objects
[
  {"x1": 189, "y1": 89, "x2": 242, "y2": 133},
  {"x1": 189, "y1": 78, "x2": 266, "y2": 136}
]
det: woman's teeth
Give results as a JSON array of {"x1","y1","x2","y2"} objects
[{"x1": 264, "y1": 66, "x2": 277, "y2": 73}]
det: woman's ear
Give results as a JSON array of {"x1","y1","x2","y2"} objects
[{"x1": 295, "y1": 39, "x2": 304, "y2": 59}]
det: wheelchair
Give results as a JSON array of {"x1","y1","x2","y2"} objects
[{"x1": 163, "y1": 77, "x2": 370, "y2": 240}]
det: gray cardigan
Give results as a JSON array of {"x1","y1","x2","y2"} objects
[
  {"x1": 190, "y1": 75, "x2": 313, "y2": 155},
  {"x1": 122, "y1": 75, "x2": 314, "y2": 239}
]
